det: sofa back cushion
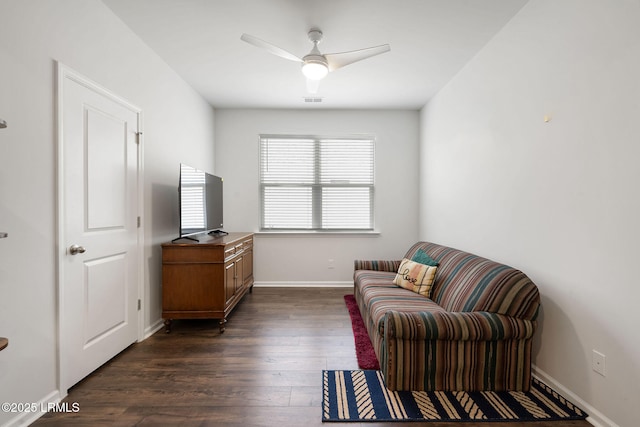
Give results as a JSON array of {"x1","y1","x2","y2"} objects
[{"x1": 403, "y1": 242, "x2": 540, "y2": 320}]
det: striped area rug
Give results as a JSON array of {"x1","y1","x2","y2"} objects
[{"x1": 322, "y1": 370, "x2": 587, "y2": 422}]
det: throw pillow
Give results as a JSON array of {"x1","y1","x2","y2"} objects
[
  {"x1": 411, "y1": 248, "x2": 439, "y2": 266},
  {"x1": 393, "y1": 258, "x2": 438, "y2": 297}
]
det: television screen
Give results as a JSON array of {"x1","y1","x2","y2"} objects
[
  {"x1": 178, "y1": 164, "x2": 224, "y2": 239},
  {"x1": 205, "y1": 172, "x2": 224, "y2": 230}
]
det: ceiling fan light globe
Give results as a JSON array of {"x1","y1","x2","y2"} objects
[{"x1": 302, "y1": 62, "x2": 328, "y2": 80}]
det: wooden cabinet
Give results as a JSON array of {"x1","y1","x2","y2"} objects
[{"x1": 161, "y1": 232, "x2": 254, "y2": 332}]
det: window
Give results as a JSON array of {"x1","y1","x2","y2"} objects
[{"x1": 260, "y1": 134, "x2": 375, "y2": 231}]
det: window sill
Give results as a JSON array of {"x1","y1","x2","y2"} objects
[{"x1": 255, "y1": 230, "x2": 381, "y2": 237}]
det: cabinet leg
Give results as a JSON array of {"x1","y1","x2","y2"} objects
[
  {"x1": 219, "y1": 318, "x2": 227, "y2": 333},
  {"x1": 164, "y1": 319, "x2": 172, "y2": 333}
]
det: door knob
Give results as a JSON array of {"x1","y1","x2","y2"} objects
[{"x1": 69, "y1": 244, "x2": 86, "y2": 255}]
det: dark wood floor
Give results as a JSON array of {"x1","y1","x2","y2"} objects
[{"x1": 34, "y1": 287, "x2": 591, "y2": 426}]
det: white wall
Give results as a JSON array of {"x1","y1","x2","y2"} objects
[
  {"x1": 215, "y1": 109, "x2": 420, "y2": 284},
  {"x1": 0, "y1": 1, "x2": 215, "y2": 425},
  {"x1": 419, "y1": 1, "x2": 639, "y2": 426}
]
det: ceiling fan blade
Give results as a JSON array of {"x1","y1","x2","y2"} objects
[
  {"x1": 325, "y1": 44, "x2": 390, "y2": 72},
  {"x1": 240, "y1": 33, "x2": 302, "y2": 62}
]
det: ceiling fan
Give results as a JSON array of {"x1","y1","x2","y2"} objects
[{"x1": 240, "y1": 29, "x2": 390, "y2": 94}]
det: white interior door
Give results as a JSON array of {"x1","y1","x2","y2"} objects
[{"x1": 58, "y1": 64, "x2": 141, "y2": 392}]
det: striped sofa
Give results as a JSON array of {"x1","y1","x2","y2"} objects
[{"x1": 353, "y1": 242, "x2": 540, "y2": 392}]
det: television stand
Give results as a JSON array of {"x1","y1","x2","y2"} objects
[
  {"x1": 208, "y1": 229, "x2": 228, "y2": 237},
  {"x1": 161, "y1": 232, "x2": 254, "y2": 333}
]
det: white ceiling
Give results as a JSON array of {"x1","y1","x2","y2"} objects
[{"x1": 102, "y1": 0, "x2": 528, "y2": 109}]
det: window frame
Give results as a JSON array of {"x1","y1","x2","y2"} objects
[{"x1": 259, "y1": 134, "x2": 375, "y2": 233}]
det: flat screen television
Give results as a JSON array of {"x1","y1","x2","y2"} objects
[{"x1": 176, "y1": 163, "x2": 225, "y2": 241}]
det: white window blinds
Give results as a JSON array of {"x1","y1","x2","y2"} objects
[{"x1": 260, "y1": 135, "x2": 375, "y2": 231}]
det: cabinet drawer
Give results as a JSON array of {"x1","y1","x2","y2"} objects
[
  {"x1": 224, "y1": 243, "x2": 246, "y2": 262},
  {"x1": 162, "y1": 246, "x2": 225, "y2": 263}
]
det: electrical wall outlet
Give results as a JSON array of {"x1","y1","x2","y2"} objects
[
  {"x1": 592, "y1": 350, "x2": 606, "y2": 376},
  {"x1": 328, "y1": 259, "x2": 335, "y2": 269}
]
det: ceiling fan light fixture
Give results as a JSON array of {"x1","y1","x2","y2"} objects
[
  {"x1": 241, "y1": 28, "x2": 390, "y2": 91},
  {"x1": 302, "y1": 60, "x2": 328, "y2": 80}
]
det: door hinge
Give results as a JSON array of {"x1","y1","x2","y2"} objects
[
  {"x1": 137, "y1": 299, "x2": 141, "y2": 311},
  {"x1": 137, "y1": 216, "x2": 141, "y2": 228},
  {"x1": 135, "y1": 131, "x2": 142, "y2": 144}
]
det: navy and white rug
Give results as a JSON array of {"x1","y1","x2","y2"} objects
[{"x1": 322, "y1": 370, "x2": 587, "y2": 422}]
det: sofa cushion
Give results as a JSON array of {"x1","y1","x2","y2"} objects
[
  {"x1": 354, "y1": 271, "x2": 444, "y2": 335},
  {"x1": 354, "y1": 270, "x2": 398, "y2": 292},
  {"x1": 392, "y1": 258, "x2": 438, "y2": 297}
]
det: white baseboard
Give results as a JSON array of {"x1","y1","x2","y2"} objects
[
  {"x1": 142, "y1": 318, "x2": 165, "y2": 340},
  {"x1": 532, "y1": 365, "x2": 618, "y2": 427},
  {"x1": 254, "y1": 281, "x2": 353, "y2": 288},
  {"x1": 4, "y1": 389, "x2": 61, "y2": 427}
]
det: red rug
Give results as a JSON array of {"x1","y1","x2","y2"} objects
[{"x1": 343, "y1": 294, "x2": 380, "y2": 370}]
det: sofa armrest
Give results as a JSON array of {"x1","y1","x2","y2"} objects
[
  {"x1": 354, "y1": 260, "x2": 402, "y2": 273},
  {"x1": 384, "y1": 310, "x2": 536, "y2": 341}
]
